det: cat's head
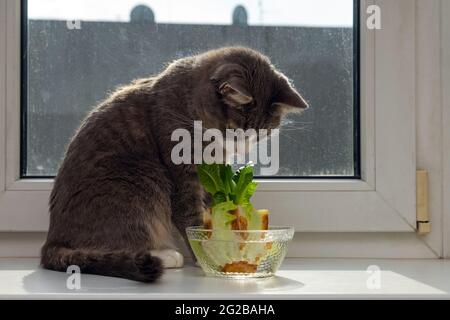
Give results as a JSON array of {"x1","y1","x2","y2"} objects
[{"x1": 201, "y1": 47, "x2": 309, "y2": 132}]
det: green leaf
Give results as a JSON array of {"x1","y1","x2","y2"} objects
[
  {"x1": 243, "y1": 181, "x2": 258, "y2": 201},
  {"x1": 219, "y1": 164, "x2": 235, "y2": 196},
  {"x1": 197, "y1": 163, "x2": 224, "y2": 195},
  {"x1": 241, "y1": 181, "x2": 258, "y2": 205},
  {"x1": 212, "y1": 192, "x2": 227, "y2": 206},
  {"x1": 239, "y1": 181, "x2": 258, "y2": 216},
  {"x1": 234, "y1": 164, "x2": 255, "y2": 205}
]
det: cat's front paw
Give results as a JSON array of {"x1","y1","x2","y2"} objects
[{"x1": 150, "y1": 249, "x2": 184, "y2": 269}]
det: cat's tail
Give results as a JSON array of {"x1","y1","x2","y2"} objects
[{"x1": 40, "y1": 245, "x2": 163, "y2": 283}]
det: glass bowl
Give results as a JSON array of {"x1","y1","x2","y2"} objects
[{"x1": 186, "y1": 226, "x2": 295, "y2": 279}]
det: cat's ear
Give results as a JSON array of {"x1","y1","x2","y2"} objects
[
  {"x1": 272, "y1": 87, "x2": 309, "y2": 114},
  {"x1": 211, "y1": 63, "x2": 253, "y2": 107},
  {"x1": 218, "y1": 79, "x2": 253, "y2": 106}
]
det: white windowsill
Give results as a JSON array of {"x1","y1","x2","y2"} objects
[{"x1": 1, "y1": 258, "x2": 449, "y2": 299}]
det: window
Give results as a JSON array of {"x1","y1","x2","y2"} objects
[
  {"x1": 22, "y1": 0, "x2": 359, "y2": 178},
  {"x1": 3, "y1": 0, "x2": 440, "y2": 259}
]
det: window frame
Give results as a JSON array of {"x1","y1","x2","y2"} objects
[
  {"x1": 442, "y1": 0, "x2": 450, "y2": 259},
  {"x1": 0, "y1": 0, "x2": 417, "y2": 233}
]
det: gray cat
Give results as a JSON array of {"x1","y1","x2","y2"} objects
[{"x1": 41, "y1": 47, "x2": 308, "y2": 282}]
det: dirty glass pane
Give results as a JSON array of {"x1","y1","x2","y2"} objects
[{"x1": 24, "y1": 0, "x2": 358, "y2": 177}]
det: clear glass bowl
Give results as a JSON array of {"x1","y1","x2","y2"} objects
[{"x1": 186, "y1": 226, "x2": 295, "y2": 279}]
